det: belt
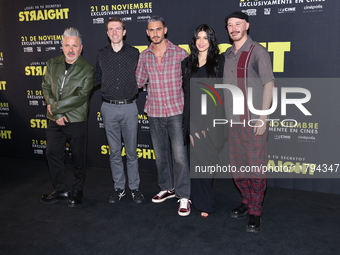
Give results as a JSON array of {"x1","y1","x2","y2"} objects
[{"x1": 103, "y1": 97, "x2": 135, "y2": 105}]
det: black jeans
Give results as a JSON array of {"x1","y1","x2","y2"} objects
[{"x1": 46, "y1": 121, "x2": 88, "y2": 192}]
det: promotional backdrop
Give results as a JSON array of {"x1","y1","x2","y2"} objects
[{"x1": 1, "y1": 0, "x2": 340, "y2": 194}]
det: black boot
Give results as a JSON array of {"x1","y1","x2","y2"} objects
[
  {"x1": 246, "y1": 214, "x2": 262, "y2": 233},
  {"x1": 230, "y1": 203, "x2": 248, "y2": 219},
  {"x1": 68, "y1": 190, "x2": 83, "y2": 207}
]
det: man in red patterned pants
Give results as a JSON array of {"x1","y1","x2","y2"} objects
[{"x1": 223, "y1": 11, "x2": 275, "y2": 233}]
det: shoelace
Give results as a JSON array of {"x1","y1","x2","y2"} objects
[
  {"x1": 178, "y1": 199, "x2": 191, "y2": 209},
  {"x1": 156, "y1": 190, "x2": 168, "y2": 197},
  {"x1": 116, "y1": 190, "x2": 125, "y2": 199},
  {"x1": 119, "y1": 192, "x2": 125, "y2": 199}
]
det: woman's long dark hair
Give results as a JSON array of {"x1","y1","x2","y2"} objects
[{"x1": 184, "y1": 24, "x2": 220, "y2": 80}]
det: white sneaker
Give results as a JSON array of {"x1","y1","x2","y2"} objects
[
  {"x1": 152, "y1": 190, "x2": 175, "y2": 203},
  {"x1": 178, "y1": 198, "x2": 191, "y2": 216}
]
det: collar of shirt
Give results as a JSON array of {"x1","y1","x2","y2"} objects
[
  {"x1": 55, "y1": 55, "x2": 84, "y2": 68},
  {"x1": 227, "y1": 36, "x2": 254, "y2": 56},
  {"x1": 104, "y1": 43, "x2": 127, "y2": 53},
  {"x1": 145, "y1": 39, "x2": 176, "y2": 55}
]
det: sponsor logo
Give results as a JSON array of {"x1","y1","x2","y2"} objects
[
  {"x1": 34, "y1": 149, "x2": 44, "y2": 155},
  {"x1": 93, "y1": 18, "x2": 104, "y2": 24},
  {"x1": 140, "y1": 125, "x2": 150, "y2": 131},
  {"x1": 278, "y1": 7, "x2": 296, "y2": 14},
  {"x1": 24, "y1": 47, "x2": 33, "y2": 52},
  {"x1": 242, "y1": 9, "x2": 257, "y2": 16},
  {"x1": 45, "y1": 47, "x2": 56, "y2": 51},
  {"x1": 298, "y1": 135, "x2": 316, "y2": 142},
  {"x1": 274, "y1": 135, "x2": 291, "y2": 140},
  {"x1": 29, "y1": 100, "x2": 39, "y2": 106},
  {"x1": 137, "y1": 15, "x2": 151, "y2": 21},
  {"x1": 264, "y1": 8, "x2": 271, "y2": 15},
  {"x1": 121, "y1": 17, "x2": 132, "y2": 21},
  {"x1": 304, "y1": 4, "x2": 323, "y2": 13}
]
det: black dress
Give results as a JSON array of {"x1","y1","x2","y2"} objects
[{"x1": 181, "y1": 55, "x2": 226, "y2": 214}]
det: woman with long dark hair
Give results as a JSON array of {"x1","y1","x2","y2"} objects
[{"x1": 182, "y1": 24, "x2": 225, "y2": 217}]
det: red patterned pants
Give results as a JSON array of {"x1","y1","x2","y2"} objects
[{"x1": 229, "y1": 125, "x2": 268, "y2": 216}]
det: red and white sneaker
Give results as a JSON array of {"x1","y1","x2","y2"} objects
[
  {"x1": 178, "y1": 198, "x2": 191, "y2": 216},
  {"x1": 152, "y1": 190, "x2": 175, "y2": 203}
]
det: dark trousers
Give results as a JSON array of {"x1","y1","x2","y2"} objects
[
  {"x1": 46, "y1": 121, "x2": 88, "y2": 192},
  {"x1": 191, "y1": 178, "x2": 216, "y2": 214}
]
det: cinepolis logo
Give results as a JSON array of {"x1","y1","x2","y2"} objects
[{"x1": 197, "y1": 82, "x2": 223, "y2": 115}]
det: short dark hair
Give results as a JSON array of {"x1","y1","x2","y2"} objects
[
  {"x1": 147, "y1": 16, "x2": 166, "y2": 27},
  {"x1": 106, "y1": 17, "x2": 125, "y2": 31}
]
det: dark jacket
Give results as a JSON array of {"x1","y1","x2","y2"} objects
[{"x1": 42, "y1": 55, "x2": 94, "y2": 122}]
